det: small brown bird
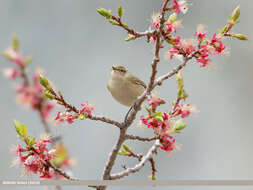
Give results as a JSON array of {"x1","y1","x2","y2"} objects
[{"x1": 107, "y1": 65, "x2": 146, "y2": 106}]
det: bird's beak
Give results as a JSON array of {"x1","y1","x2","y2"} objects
[{"x1": 112, "y1": 66, "x2": 116, "y2": 70}]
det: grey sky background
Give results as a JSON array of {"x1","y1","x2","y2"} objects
[{"x1": 0, "y1": 0, "x2": 252, "y2": 190}]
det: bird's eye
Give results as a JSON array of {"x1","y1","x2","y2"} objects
[{"x1": 119, "y1": 69, "x2": 124, "y2": 72}]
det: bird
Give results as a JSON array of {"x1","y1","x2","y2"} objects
[{"x1": 107, "y1": 65, "x2": 147, "y2": 107}]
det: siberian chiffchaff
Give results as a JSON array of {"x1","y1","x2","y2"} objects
[{"x1": 107, "y1": 65, "x2": 146, "y2": 107}]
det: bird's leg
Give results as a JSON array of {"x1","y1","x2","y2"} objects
[{"x1": 124, "y1": 103, "x2": 136, "y2": 123}]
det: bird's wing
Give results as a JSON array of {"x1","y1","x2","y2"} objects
[{"x1": 129, "y1": 75, "x2": 147, "y2": 89}]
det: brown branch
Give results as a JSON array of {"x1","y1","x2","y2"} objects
[
  {"x1": 111, "y1": 15, "x2": 155, "y2": 41},
  {"x1": 149, "y1": 157, "x2": 157, "y2": 178},
  {"x1": 110, "y1": 140, "x2": 160, "y2": 180},
  {"x1": 47, "y1": 161, "x2": 78, "y2": 181},
  {"x1": 99, "y1": 2, "x2": 170, "y2": 187},
  {"x1": 125, "y1": 134, "x2": 159, "y2": 142},
  {"x1": 154, "y1": 54, "x2": 195, "y2": 88},
  {"x1": 88, "y1": 115, "x2": 122, "y2": 128},
  {"x1": 50, "y1": 88, "x2": 122, "y2": 129}
]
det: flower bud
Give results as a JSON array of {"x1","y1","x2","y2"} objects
[
  {"x1": 43, "y1": 90, "x2": 54, "y2": 100},
  {"x1": 12, "y1": 35, "x2": 19, "y2": 51},
  {"x1": 173, "y1": 119, "x2": 187, "y2": 133},
  {"x1": 232, "y1": 33, "x2": 248, "y2": 40},
  {"x1": 229, "y1": 5, "x2": 240, "y2": 24},
  {"x1": 168, "y1": 13, "x2": 177, "y2": 22},
  {"x1": 122, "y1": 144, "x2": 131, "y2": 152},
  {"x1": 97, "y1": 8, "x2": 112, "y2": 19},
  {"x1": 39, "y1": 74, "x2": 52, "y2": 90},
  {"x1": 14, "y1": 120, "x2": 27, "y2": 139},
  {"x1": 118, "y1": 150, "x2": 127, "y2": 156},
  {"x1": 108, "y1": 19, "x2": 118, "y2": 25},
  {"x1": 118, "y1": 6, "x2": 123, "y2": 18},
  {"x1": 79, "y1": 114, "x2": 86, "y2": 120},
  {"x1": 125, "y1": 34, "x2": 135, "y2": 42},
  {"x1": 219, "y1": 25, "x2": 228, "y2": 34}
]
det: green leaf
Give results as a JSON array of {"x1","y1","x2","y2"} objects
[
  {"x1": 219, "y1": 25, "x2": 228, "y2": 34},
  {"x1": 174, "y1": 119, "x2": 187, "y2": 133},
  {"x1": 231, "y1": 33, "x2": 249, "y2": 41},
  {"x1": 122, "y1": 144, "x2": 131, "y2": 152},
  {"x1": 43, "y1": 90, "x2": 54, "y2": 100},
  {"x1": 14, "y1": 120, "x2": 27, "y2": 139},
  {"x1": 166, "y1": 39, "x2": 174, "y2": 45},
  {"x1": 27, "y1": 136, "x2": 35, "y2": 147},
  {"x1": 24, "y1": 56, "x2": 33, "y2": 66},
  {"x1": 97, "y1": 8, "x2": 112, "y2": 19},
  {"x1": 108, "y1": 19, "x2": 118, "y2": 25},
  {"x1": 125, "y1": 35, "x2": 134, "y2": 42},
  {"x1": 118, "y1": 150, "x2": 127, "y2": 156},
  {"x1": 229, "y1": 5, "x2": 240, "y2": 24},
  {"x1": 168, "y1": 13, "x2": 177, "y2": 22},
  {"x1": 79, "y1": 114, "x2": 86, "y2": 120},
  {"x1": 176, "y1": 71, "x2": 184, "y2": 90},
  {"x1": 145, "y1": 106, "x2": 151, "y2": 114},
  {"x1": 182, "y1": 89, "x2": 189, "y2": 101},
  {"x1": 154, "y1": 115, "x2": 163, "y2": 122},
  {"x1": 118, "y1": 6, "x2": 123, "y2": 18},
  {"x1": 51, "y1": 144, "x2": 68, "y2": 166},
  {"x1": 2, "y1": 51, "x2": 12, "y2": 60},
  {"x1": 39, "y1": 74, "x2": 52, "y2": 90},
  {"x1": 151, "y1": 112, "x2": 162, "y2": 118},
  {"x1": 12, "y1": 35, "x2": 19, "y2": 51}
]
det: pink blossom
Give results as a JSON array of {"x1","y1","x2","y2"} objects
[
  {"x1": 147, "y1": 96, "x2": 164, "y2": 107},
  {"x1": 176, "y1": 104, "x2": 196, "y2": 118},
  {"x1": 210, "y1": 33, "x2": 226, "y2": 54},
  {"x1": 55, "y1": 112, "x2": 77, "y2": 124},
  {"x1": 40, "y1": 170, "x2": 53, "y2": 179},
  {"x1": 173, "y1": 0, "x2": 188, "y2": 14},
  {"x1": 80, "y1": 102, "x2": 94, "y2": 116},
  {"x1": 41, "y1": 102, "x2": 55, "y2": 119},
  {"x1": 4, "y1": 48, "x2": 25, "y2": 67},
  {"x1": 211, "y1": 33, "x2": 222, "y2": 44},
  {"x1": 168, "y1": 48, "x2": 180, "y2": 59},
  {"x1": 151, "y1": 13, "x2": 160, "y2": 29},
  {"x1": 181, "y1": 39, "x2": 196, "y2": 55},
  {"x1": 24, "y1": 155, "x2": 40, "y2": 174},
  {"x1": 140, "y1": 115, "x2": 160, "y2": 129},
  {"x1": 160, "y1": 136, "x2": 175, "y2": 152},
  {"x1": 194, "y1": 25, "x2": 207, "y2": 41},
  {"x1": 3, "y1": 68, "x2": 19, "y2": 80},
  {"x1": 166, "y1": 20, "x2": 181, "y2": 33}
]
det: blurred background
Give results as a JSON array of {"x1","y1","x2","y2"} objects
[{"x1": 0, "y1": 0, "x2": 252, "y2": 190}]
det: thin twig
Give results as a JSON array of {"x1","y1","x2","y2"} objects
[
  {"x1": 125, "y1": 134, "x2": 159, "y2": 142},
  {"x1": 111, "y1": 15, "x2": 155, "y2": 40},
  {"x1": 110, "y1": 140, "x2": 160, "y2": 180},
  {"x1": 88, "y1": 115, "x2": 122, "y2": 128}
]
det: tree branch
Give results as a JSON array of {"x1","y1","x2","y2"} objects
[
  {"x1": 111, "y1": 15, "x2": 155, "y2": 41},
  {"x1": 154, "y1": 53, "x2": 195, "y2": 88},
  {"x1": 88, "y1": 115, "x2": 122, "y2": 128},
  {"x1": 110, "y1": 140, "x2": 160, "y2": 180},
  {"x1": 125, "y1": 134, "x2": 159, "y2": 142}
]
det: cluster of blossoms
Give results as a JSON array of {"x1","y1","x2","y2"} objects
[
  {"x1": 151, "y1": 1, "x2": 247, "y2": 68},
  {"x1": 37, "y1": 74, "x2": 95, "y2": 125},
  {"x1": 11, "y1": 121, "x2": 56, "y2": 178},
  {"x1": 140, "y1": 71, "x2": 196, "y2": 152},
  {"x1": 55, "y1": 102, "x2": 94, "y2": 124},
  {"x1": 2, "y1": 37, "x2": 55, "y2": 120},
  {"x1": 11, "y1": 121, "x2": 74, "y2": 179},
  {"x1": 140, "y1": 99, "x2": 193, "y2": 152}
]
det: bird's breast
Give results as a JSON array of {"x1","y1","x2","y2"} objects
[{"x1": 107, "y1": 73, "x2": 144, "y2": 106}]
